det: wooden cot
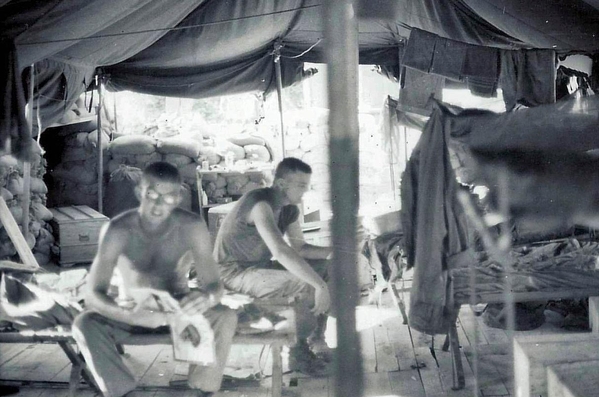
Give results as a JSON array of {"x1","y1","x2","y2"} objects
[
  {"x1": 0, "y1": 300, "x2": 296, "y2": 397},
  {"x1": 441, "y1": 191, "x2": 599, "y2": 390}
]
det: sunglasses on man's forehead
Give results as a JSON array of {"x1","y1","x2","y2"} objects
[{"x1": 144, "y1": 189, "x2": 180, "y2": 205}]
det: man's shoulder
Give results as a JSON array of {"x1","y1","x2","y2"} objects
[
  {"x1": 108, "y1": 209, "x2": 138, "y2": 229},
  {"x1": 171, "y1": 207, "x2": 204, "y2": 226},
  {"x1": 240, "y1": 187, "x2": 275, "y2": 207}
]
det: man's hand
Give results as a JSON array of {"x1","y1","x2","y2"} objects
[
  {"x1": 312, "y1": 284, "x2": 331, "y2": 315},
  {"x1": 128, "y1": 310, "x2": 170, "y2": 329},
  {"x1": 179, "y1": 291, "x2": 214, "y2": 316}
]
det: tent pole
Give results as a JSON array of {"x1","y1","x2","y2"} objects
[
  {"x1": 324, "y1": 1, "x2": 362, "y2": 397},
  {"x1": 273, "y1": 42, "x2": 286, "y2": 159},
  {"x1": 96, "y1": 75, "x2": 104, "y2": 213},
  {"x1": 21, "y1": 65, "x2": 35, "y2": 236}
]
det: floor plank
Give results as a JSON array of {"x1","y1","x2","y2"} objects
[
  {"x1": 388, "y1": 370, "x2": 426, "y2": 397},
  {"x1": 298, "y1": 377, "x2": 328, "y2": 397},
  {"x1": 362, "y1": 371, "x2": 392, "y2": 396},
  {"x1": 0, "y1": 343, "x2": 32, "y2": 366}
]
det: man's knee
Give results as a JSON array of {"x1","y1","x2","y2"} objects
[
  {"x1": 72, "y1": 311, "x2": 103, "y2": 335},
  {"x1": 210, "y1": 305, "x2": 238, "y2": 335}
]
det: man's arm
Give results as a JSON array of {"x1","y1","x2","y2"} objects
[
  {"x1": 250, "y1": 202, "x2": 330, "y2": 314},
  {"x1": 85, "y1": 222, "x2": 168, "y2": 328},
  {"x1": 179, "y1": 218, "x2": 224, "y2": 316},
  {"x1": 286, "y1": 220, "x2": 332, "y2": 260}
]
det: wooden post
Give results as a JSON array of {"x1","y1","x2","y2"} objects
[
  {"x1": 324, "y1": 2, "x2": 362, "y2": 397},
  {"x1": 0, "y1": 197, "x2": 39, "y2": 269},
  {"x1": 21, "y1": 65, "x2": 35, "y2": 235},
  {"x1": 273, "y1": 42, "x2": 286, "y2": 159},
  {"x1": 96, "y1": 75, "x2": 104, "y2": 213}
]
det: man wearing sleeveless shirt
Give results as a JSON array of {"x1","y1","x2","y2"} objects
[
  {"x1": 214, "y1": 157, "x2": 333, "y2": 376},
  {"x1": 73, "y1": 162, "x2": 237, "y2": 397}
]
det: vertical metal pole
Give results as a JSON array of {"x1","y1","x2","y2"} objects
[
  {"x1": 324, "y1": 2, "x2": 362, "y2": 397},
  {"x1": 274, "y1": 46, "x2": 286, "y2": 159},
  {"x1": 22, "y1": 65, "x2": 35, "y2": 235},
  {"x1": 96, "y1": 75, "x2": 104, "y2": 213}
]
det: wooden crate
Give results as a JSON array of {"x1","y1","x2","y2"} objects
[
  {"x1": 547, "y1": 360, "x2": 599, "y2": 397},
  {"x1": 514, "y1": 333, "x2": 599, "y2": 397},
  {"x1": 49, "y1": 206, "x2": 109, "y2": 265}
]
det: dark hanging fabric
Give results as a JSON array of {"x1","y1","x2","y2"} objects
[
  {"x1": 30, "y1": 59, "x2": 94, "y2": 132},
  {"x1": 430, "y1": 39, "x2": 469, "y2": 81},
  {"x1": 397, "y1": 67, "x2": 445, "y2": 117},
  {"x1": 401, "y1": 29, "x2": 499, "y2": 98},
  {"x1": 462, "y1": 45, "x2": 499, "y2": 97},
  {"x1": 400, "y1": 101, "x2": 472, "y2": 335},
  {"x1": 0, "y1": 40, "x2": 31, "y2": 160},
  {"x1": 499, "y1": 49, "x2": 557, "y2": 111},
  {"x1": 450, "y1": 93, "x2": 599, "y2": 153}
]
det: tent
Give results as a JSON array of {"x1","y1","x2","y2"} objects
[{"x1": 2, "y1": 0, "x2": 599, "y2": 159}]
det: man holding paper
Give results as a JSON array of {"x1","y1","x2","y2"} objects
[{"x1": 73, "y1": 162, "x2": 237, "y2": 397}]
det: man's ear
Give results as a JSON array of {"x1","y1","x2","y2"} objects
[
  {"x1": 273, "y1": 178, "x2": 286, "y2": 189},
  {"x1": 134, "y1": 185, "x2": 142, "y2": 201}
]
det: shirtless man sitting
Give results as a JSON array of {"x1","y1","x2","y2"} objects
[
  {"x1": 214, "y1": 157, "x2": 333, "y2": 376},
  {"x1": 72, "y1": 161, "x2": 237, "y2": 397}
]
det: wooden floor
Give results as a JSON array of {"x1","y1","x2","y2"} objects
[{"x1": 0, "y1": 276, "x2": 589, "y2": 397}]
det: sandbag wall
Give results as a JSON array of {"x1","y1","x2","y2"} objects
[
  {"x1": 47, "y1": 129, "x2": 109, "y2": 210},
  {"x1": 0, "y1": 140, "x2": 55, "y2": 266},
  {"x1": 106, "y1": 135, "x2": 201, "y2": 212},
  {"x1": 198, "y1": 134, "x2": 272, "y2": 203}
]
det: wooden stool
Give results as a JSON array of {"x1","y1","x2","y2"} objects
[
  {"x1": 514, "y1": 333, "x2": 599, "y2": 397},
  {"x1": 547, "y1": 360, "x2": 599, "y2": 397}
]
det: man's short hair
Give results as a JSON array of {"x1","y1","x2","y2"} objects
[
  {"x1": 142, "y1": 161, "x2": 182, "y2": 184},
  {"x1": 274, "y1": 157, "x2": 312, "y2": 179}
]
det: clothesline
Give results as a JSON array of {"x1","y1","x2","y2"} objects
[{"x1": 18, "y1": 4, "x2": 322, "y2": 46}]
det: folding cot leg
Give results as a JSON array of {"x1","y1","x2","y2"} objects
[
  {"x1": 271, "y1": 342, "x2": 283, "y2": 397},
  {"x1": 448, "y1": 322, "x2": 465, "y2": 390},
  {"x1": 58, "y1": 341, "x2": 99, "y2": 394}
]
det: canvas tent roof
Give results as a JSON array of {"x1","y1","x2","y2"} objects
[{"x1": 2, "y1": 0, "x2": 599, "y2": 159}]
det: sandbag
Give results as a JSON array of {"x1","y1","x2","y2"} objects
[
  {"x1": 164, "y1": 153, "x2": 193, "y2": 167},
  {"x1": 228, "y1": 134, "x2": 266, "y2": 147},
  {"x1": 215, "y1": 175, "x2": 227, "y2": 189},
  {"x1": 244, "y1": 145, "x2": 271, "y2": 162},
  {"x1": 86, "y1": 129, "x2": 110, "y2": 150},
  {"x1": 30, "y1": 178, "x2": 48, "y2": 194},
  {"x1": 179, "y1": 183, "x2": 192, "y2": 211},
  {"x1": 110, "y1": 164, "x2": 143, "y2": 183},
  {"x1": 0, "y1": 187, "x2": 13, "y2": 201},
  {"x1": 212, "y1": 187, "x2": 227, "y2": 198},
  {"x1": 52, "y1": 163, "x2": 96, "y2": 185},
  {"x1": 107, "y1": 159, "x2": 123, "y2": 174},
  {"x1": 104, "y1": 165, "x2": 143, "y2": 218},
  {"x1": 157, "y1": 137, "x2": 202, "y2": 158},
  {"x1": 109, "y1": 135, "x2": 157, "y2": 155},
  {"x1": 180, "y1": 163, "x2": 200, "y2": 181},
  {"x1": 6, "y1": 176, "x2": 24, "y2": 196},
  {"x1": 218, "y1": 140, "x2": 245, "y2": 161},
  {"x1": 112, "y1": 152, "x2": 162, "y2": 169},
  {"x1": 65, "y1": 132, "x2": 89, "y2": 148},
  {"x1": 0, "y1": 155, "x2": 19, "y2": 170},
  {"x1": 29, "y1": 221, "x2": 42, "y2": 238},
  {"x1": 62, "y1": 146, "x2": 92, "y2": 162},
  {"x1": 198, "y1": 146, "x2": 221, "y2": 165},
  {"x1": 31, "y1": 202, "x2": 53, "y2": 222},
  {"x1": 9, "y1": 205, "x2": 22, "y2": 223},
  {"x1": 239, "y1": 181, "x2": 261, "y2": 195}
]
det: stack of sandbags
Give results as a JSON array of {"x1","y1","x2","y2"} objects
[
  {"x1": 103, "y1": 164, "x2": 143, "y2": 218},
  {"x1": 226, "y1": 134, "x2": 272, "y2": 164},
  {"x1": 0, "y1": 140, "x2": 55, "y2": 266},
  {"x1": 200, "y1": 171, "x2": 269, "y2": 203},
  {"x1": 106, "y1": 136, "x2": 200, "y2": 211},
  {"x1": 107, "y1": 135, "x2": 161, "y2": 173},
  {"x1": 49, "y1": 129, "x2": 109, "y2": 210}
]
